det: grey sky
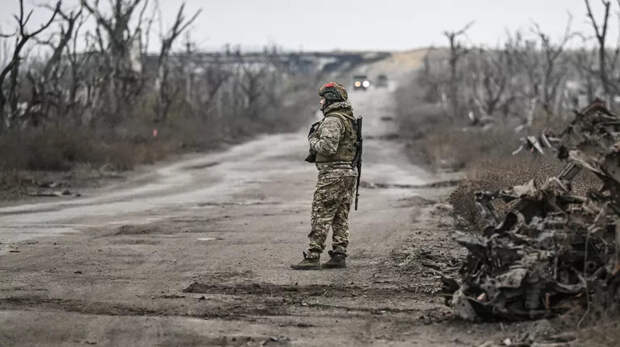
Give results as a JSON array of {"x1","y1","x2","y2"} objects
[{"x1": 0, "y1": 0, "x2": 613, "y2": 51}]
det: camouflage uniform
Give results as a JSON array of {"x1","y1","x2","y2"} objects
[{"x1": 305, "y1": 83, "x2": 358, "y2": 261}]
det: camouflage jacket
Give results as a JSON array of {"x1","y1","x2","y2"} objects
[{"x1": 309, "y1": 101, "x2": 358, "y2": 178}]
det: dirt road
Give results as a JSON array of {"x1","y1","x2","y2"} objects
[{"x1": 0, "y1": 82, "x2": 504, "y2": 346}]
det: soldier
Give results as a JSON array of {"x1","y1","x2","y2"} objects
[{"x1": 291, "y1": 82, "x2": 358, "y2": 270}]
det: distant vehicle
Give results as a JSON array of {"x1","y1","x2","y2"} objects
[
  {"x1": 353, "y1": 75, "x2": 370, "y2": 91},
  {"x1": 376, "y1": 74, "x2": 388, "y2": 88}
]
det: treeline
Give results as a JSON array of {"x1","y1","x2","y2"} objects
[
  {"x1": 395, "y1": 1, "x2": 620, "y2": 233},
  {"x1": 0, "y1": 0, "x2": 315, "y2": 173},
  {"x1": 420, "y1": 0, "x2": 620, "y2": 129}
]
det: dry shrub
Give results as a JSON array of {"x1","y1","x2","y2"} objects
[
  {"x1": 393, "y1": 74, "x2": 601, "y2": 231},
  {"x1": 0, "y1": 131, "x2": 29, "y2": 170},
  {"x1": 0, "y1": 101, "x2": 308, "y2": 174},
  {"x1": 421, "y1": 127, "x2": 518, "y2": 171},
  {"x1": 0, "y1": 124, "x2": 175, "y2": 173},
  {"x1": 0, "y1": 78, "x2": 314, "y2": 201},
  {"x1": 0, "y1": 126, "x2": 99, "y2": 171},
  {"x1": 449, "y1": 155, "x2": 562, "y2": 229},
  {"x1": 449, "y1": 153, "x2": 601, "y2": 230},
  {"x1": 395, "y1": 74, "x2": 522, "y2": 171},
  {"x1": 395, "y1": 76, "x2": 449, "y2": 140},
  {"x1": 397, "y1": 102, "x2": 448, "y2": 141},
  {"x1": 0, "y1": 169, "x2": 28, "y2": 200},
  {"x1": 395, "y1": 84, "x2": 460, "y2": 168},
  {"x1": 98, "y1": 142, "x2": 141, "y2": 171}
]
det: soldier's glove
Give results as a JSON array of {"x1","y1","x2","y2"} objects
[
  {"x1": 307, "y1": 121, "x2": 320, "y2": 139},
  {"x1": 305, "y1": 149, "x2": 317, "y2": 163},
  {"x1": 305, "y1": 122, "x2": 320, "y2": 163}
]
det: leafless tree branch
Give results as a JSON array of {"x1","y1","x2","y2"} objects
[{"x1": 0, "y1": 0, "x2": 60, "y2": 131}]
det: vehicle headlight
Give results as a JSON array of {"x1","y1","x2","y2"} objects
[
  {"x1": 362, "y1": 80, "x2": 370, "y2": 88},
  {"x1": 354, "y1": 81, "x2": 361, "y2": 87}
]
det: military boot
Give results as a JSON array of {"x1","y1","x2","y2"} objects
[
  {"x1": 290, "y1": 251, "x2": 321, "y2": 270},
  {"x1": 322, "y1": 250, "x2": 346, "y2": 269}
]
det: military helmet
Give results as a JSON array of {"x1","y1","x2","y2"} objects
[{"x1": 319, "y1": 82, "x2": 348, "y2": 103}]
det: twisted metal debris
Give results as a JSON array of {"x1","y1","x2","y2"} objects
[{"x1": 444, "y1": 99, "x2": 620, "y2": 321}]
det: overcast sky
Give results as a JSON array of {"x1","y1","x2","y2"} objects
[{"x1": 0, "y1": 0, "x2": 613, "y2": 51}]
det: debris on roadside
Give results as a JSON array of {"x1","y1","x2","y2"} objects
[
  {"x1": 512, "y1": 136, "x2": 546, "y2": 156},
  {"x1": 37, "y1": 180, "x2": 68, "y2": 189},
  {"x1": 443, "y1": 99, "x2": 620, "y2": 321},
  {"x1": 27, "y1": 189, "x2": 80, "y2": 197}
]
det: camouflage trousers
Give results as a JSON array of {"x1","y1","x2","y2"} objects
[{"x1": 306, "y1": 174, "x2": 356, "y2": 258}]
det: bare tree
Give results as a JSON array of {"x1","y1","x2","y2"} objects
[
  {"x1": 531, "y1": 19, "x2": 573, "y2": 115},
  {"x1": 195, "y1": 61, "x2": 231, "y2": 118},
  {"x1": 443, "y1": 21, "x2": 474, "y2": 119},
  {"x1": 572, "y1": 38, "x2": 598, "y2": 105},
  {"x1": 466, "y1": 48, "x2": 510, "y2": 121},
  {"x1": 154, "y1": 3, "x2": 201, "y2": 122},
  {"x1": 0, "y1": 0, "x2": 60, "y2": 132},
  {"x1": 63, "y1": 9, "x2": 97, "y2": 125},
  {"x1": 81, "y1": 0, "x2": 149, "y2": 123},
  {"x1": 418, "y1": 48, "x2": 441, "y2": 103},
  {"x1": 502, "y1": 30, "x2": 540, "y2": 124},
  {"x1": 584, "y1": 0, "x2": 617, "y2": 102},
  {"x1": 23, "y1": 6, "x2": 83, "y2": 126},
  {"x1": 238, "y1": 62, "x2": 268, "y2": 119}
]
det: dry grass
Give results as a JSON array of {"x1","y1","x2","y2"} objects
[
  {"x1": 395, "y1": 75, "x2": 522, "y2": 172},
  {"x1": 0, "y1": 86, "x2": 313, "y2": 201},
  {"x1": 420, "y1": 127, "x2": 518, "y2": 171},
  {"x1": 395, "y1": 76, "x2": 601, "y2": 230},
  {"x1": 448, "y1": 155, "x2": 562, "y2": 229},
  {"x1": 447, "y1": 151, "x2": 602, "y2": 230},
  {"x1": 0, "y1": 170, "x2": 29, "y2": 200},
  {"x1": 0, "y1": 125, "x2": 176, "y2": 172}
]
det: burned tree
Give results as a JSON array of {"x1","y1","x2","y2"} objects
[
  {"x1": 0, "y1": 0, "x2": 60, "y2": 132},
  {"x1": 24, "y1": 6, "x2": 83, "y2": 126},
  {"x1": 501, "y1": 31, "x2": 542, "y2": 127},
  {"x1": 584, "y1": 0, "x2": 619, "y2": 103},
  {"x1": 572, "y1": 41, "x2": 598, "y2": 106},
  {"x1": 81, "y1": 0, "x2": 149, "y2": 123},
  {"x1": 531, "y1": 20, "x2": 573, "y2": 115},
  {"x1": 443, "y1": 22, "x2": 474, "y2": 119},
  {"x1": 238, "y1": 62, "x2": 268, "y2": 119},
  {"x1": 193, "y1": 59, "x2": 231, "y2": 119},
  {"x1": 500, "y1": 24, "x2": 573, "y2": 128},
  {"x1": 464, "y1": 48, "x2": 511, "y2": 123},
  {"x1": 63, "y1": 9, "x2": 95, "y2": 125},
  {"x1": 418, "y1": 48, "x2": 443, "y2": 103},
  {"x1": 154, "y1": 4, "x2": 201, "y2": 122}
]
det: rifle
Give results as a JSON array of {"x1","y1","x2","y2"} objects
[{"x1": 353, "y1": 117, "x2": 363, "y2": 210}]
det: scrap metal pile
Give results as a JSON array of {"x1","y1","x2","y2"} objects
[{"x1": 444, "y1": 100, "x2": 620, "y2": 321}]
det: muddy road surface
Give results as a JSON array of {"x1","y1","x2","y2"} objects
[{"x1": 0, "y1": 85, "x2": 499, "y2": 346}]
